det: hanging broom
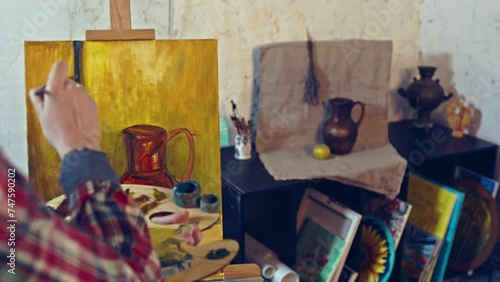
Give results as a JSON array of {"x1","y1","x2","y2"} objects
[{"x1": 302, "y1": 28, "x2": 320, "y2": 106}]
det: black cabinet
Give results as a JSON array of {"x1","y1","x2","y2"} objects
[
  {"x1": 221, "y1": 120, "x2": 498, "y2": 274},
  {"x1": 389, "y1": 120, "x2": 497, "y2": 186},
  {"x1": 221, "y1": 148, "x2": 313, "y2": 265}
]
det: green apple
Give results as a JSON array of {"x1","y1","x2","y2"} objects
[{"x1": 313, "y1": 144, "x2": 330, "y2": 160}]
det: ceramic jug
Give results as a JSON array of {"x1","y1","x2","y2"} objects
[
  {"x1": 120, "y1": 124, "x2": 195, "y2": 188},
  {"x1": 321, "y1": 98, "x2": 365, "y2": 155}
]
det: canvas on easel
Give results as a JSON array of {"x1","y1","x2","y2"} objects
[
  {"x1": 24, "y1": 1, "x2": 221, "y2": 204},
  {"x1": 25, "y1": 40, "x2": 221, "y2": 201},
  {"x1": 24, "y1": 1, "x2": 224, "y2": 280}
]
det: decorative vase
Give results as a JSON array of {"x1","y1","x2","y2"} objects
[
  {"x1": 321, "y1": 97, "x2": 365, "y2": 155},
  {"x1": 398, "y1": 66, "x2": 453, "y2": 129}
]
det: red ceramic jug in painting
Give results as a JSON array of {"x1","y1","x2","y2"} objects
[{"x1": 120, "y1": 124, "x2": 195, "y2": 188}]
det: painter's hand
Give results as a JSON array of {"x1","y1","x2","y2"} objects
[
  {"x1": 28, "y1": 61, "x2": 100, "y2": 158},
  {"x1": 151, "y1": 210, "x2": 203, "y2": 246}
]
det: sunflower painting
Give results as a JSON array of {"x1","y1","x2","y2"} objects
[{"x1": 357, "y1": 216, "x2": 395, "y2": 282}]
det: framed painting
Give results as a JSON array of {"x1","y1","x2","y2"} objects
[
  {"x1": 296, "y1": 217, "x2": 347, "y2": 281},
  {"x1": 296, "y1": 188, "x2": 362, "y2": 282}
]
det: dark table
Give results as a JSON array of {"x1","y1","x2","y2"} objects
[
  {"x1": 221, "y1": 146, "x2": 315, "y2": 265},
  {"x1": 389, "y1": 120, "x2": 497, "y2": 187}
]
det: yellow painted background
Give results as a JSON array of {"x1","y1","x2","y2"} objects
[{"x1": 25, "y1": 40, "x2": 221, "y2": 204}]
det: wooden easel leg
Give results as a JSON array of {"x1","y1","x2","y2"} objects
[{"x1": 86, "y1": 0, "x2": 155, "y2": 41}]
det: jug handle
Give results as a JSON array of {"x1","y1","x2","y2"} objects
[
  {"x1": 398, "y1": 88, "x2": 407, "y2": 98},
  {"x1": 353, "y1": 101, "x2": 365, "y2": 128},
  {"x1": 444, "y1": 92, "x2": 454, "y2": 101},
  {"x1": 167, "y1": 128, "x2": 196, "y2": 182}
]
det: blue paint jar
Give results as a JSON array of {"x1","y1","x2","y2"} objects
[
  {"x1": 173, "y1": 180, "x2": 201, "y2": 208},
  {"x1": 200, "y1": 194, "x2": 220, "y2": 213}
]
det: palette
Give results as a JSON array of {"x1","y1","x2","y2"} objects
[
  {"x1": 45, "y1": 184, "x2": 220, "y2": 231},
  {"x1": 157, "y1": 239, "x2": 239, "y2": 282}
]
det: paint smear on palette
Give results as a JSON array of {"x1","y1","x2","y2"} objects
[
  {"x1": 160, "y1": 239, "x2": 239, "y2": 282},
  {"x1": 206, "y1": 248, "x2": 230, "y2": 260},
  {"x1": 158, "y1": 238, "x2": 194, "y2": 276},
  {"x1": 24, "y1": 40, "x2": 221, "y2": 202}
]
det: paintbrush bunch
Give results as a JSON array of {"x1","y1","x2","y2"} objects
[
  {"x1": 231, "y1": 116, "x2": 252, "y2": 135},
  {"x1": 230, "y1": 100, "x2": 252, "y2": 135}
]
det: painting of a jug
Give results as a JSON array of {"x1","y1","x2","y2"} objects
[
  {"x1": 24, "y1": 40, "x2": 221, "y2": 202},
  {"x1": 120, "y1": 124, "x2": 195, "y2": 188}
]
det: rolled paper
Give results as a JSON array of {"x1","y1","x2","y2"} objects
[
  {"x1": 173, "y1": 180, "x2": 201, "y2": 208},
  {"x1": 261, "y1": 263, "x2": 276, "y2": 280},
  {"x1": 245, "y1": 234, "x2": 276, "y2": 279},
  {"x1": 199, "y1": 194, "x2": 220, "y2": 213},
  {"x1": 245, "y1": 234, "x2": 299, "y2": 282}
]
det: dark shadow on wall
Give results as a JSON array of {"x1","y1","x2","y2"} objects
[
  {"x1": 395, "y1": 67, "x2": 418, "y2": 120},
  {"x1": 251, "y1": 46, "x2": 261, "y2": 141}
]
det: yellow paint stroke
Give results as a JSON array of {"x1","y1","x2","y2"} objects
[
  {"x1": 25, "y1": 40, "x2": 221, "y2": 204},
  {"x1": 25, "y1": 41, "x2": 75, "y2": 201}
]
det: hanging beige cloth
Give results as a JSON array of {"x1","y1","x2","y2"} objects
[{"x1": 254, "y1": 40, "x2": 407, "y2": 198}]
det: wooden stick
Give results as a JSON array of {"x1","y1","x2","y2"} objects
[
  {"x1": 86, "y1": 0, "x2": 155, "y2": 41},
  {"x1": 223, "y1": 264, "x2": 261, "y2": 280},
  {"x1": 110, "y1": 0, "x2": 131, "y2": 30},
  {"x1": 86, "y1": 29, "x2": 155, "y2": 41}
]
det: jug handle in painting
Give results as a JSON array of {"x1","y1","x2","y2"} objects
[
  {"x1": 353, "y1": 101, "x2": 365, "y2": 128},
  {"x1": 167, "y1": 128, "x2": 196, "y2": 181}
]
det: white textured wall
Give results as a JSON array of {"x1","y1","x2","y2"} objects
[
  {"x1": 420, "y1": 0, "x2": 500, "y2": 179},
  {"x1": 420, "y1": 0, "x2": 500, "y2": 143},
  {"x1": 0, "y1": 0, "x2": 420, "y2": 174}
]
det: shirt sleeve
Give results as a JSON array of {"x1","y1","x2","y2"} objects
[{"x1": 0, "y1": 149, "x2": 163, "y2": 282}]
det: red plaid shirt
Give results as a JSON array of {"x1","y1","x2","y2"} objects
[{"x1": 0, "y1": 149, "x2": 163, "y2": 281}]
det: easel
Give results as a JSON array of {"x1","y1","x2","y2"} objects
[{"x1": 86, "y1": 0, "x2": 155, "y2": 41}]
